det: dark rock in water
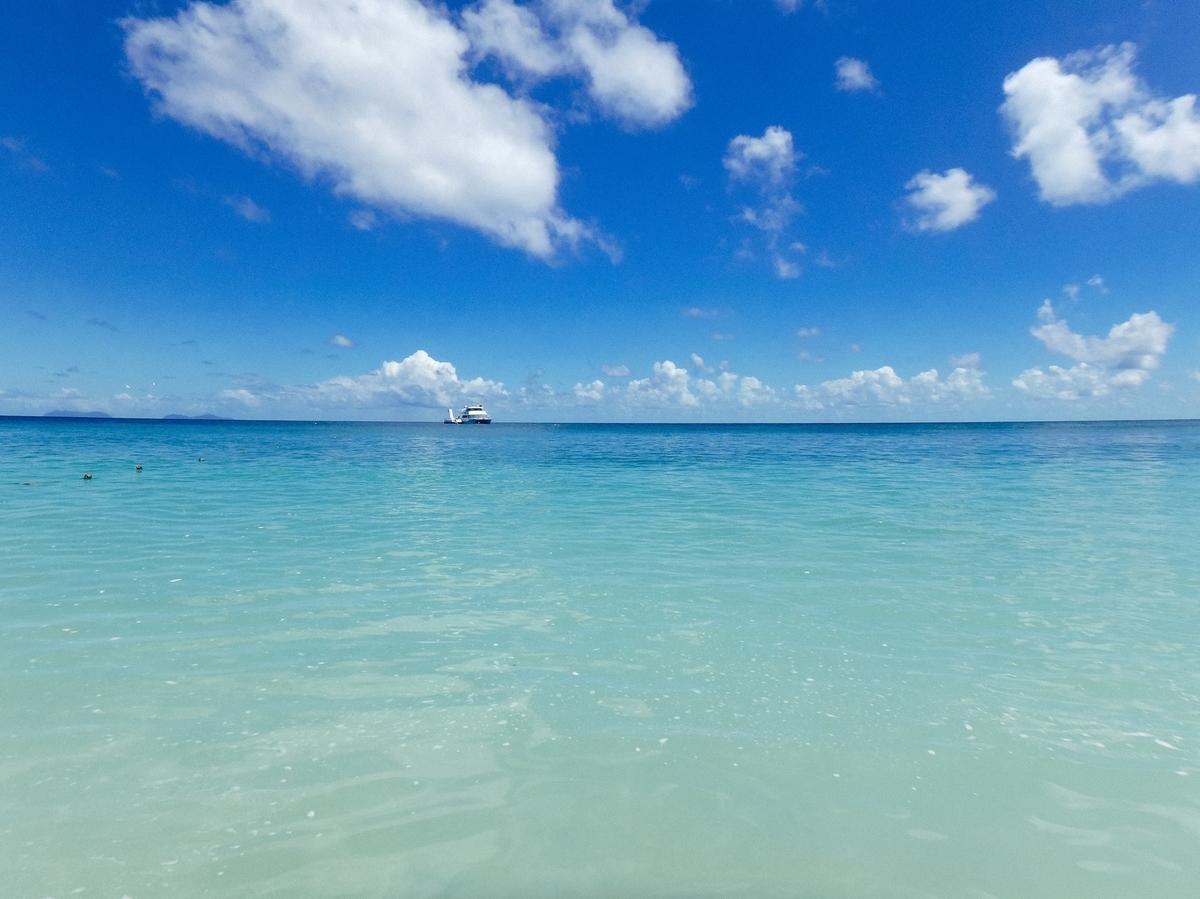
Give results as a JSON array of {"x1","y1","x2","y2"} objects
[{"x1": 44, "y1": 410, "x2": 113, "y2": 419}]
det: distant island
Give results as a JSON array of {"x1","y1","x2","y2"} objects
[{"x1": 40, "y1": 411, "x2": 227, "y2": 420}]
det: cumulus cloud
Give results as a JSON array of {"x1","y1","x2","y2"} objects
[
  {"x1": 573, "y1": 379, "x2": 606, "y2": 401},
  {"x1": 725, "y1": 125, "x2": 797, "y2": 186},
  {"x1": 625, "y1": 359, "x2": 778, "y2": 410},
  {"x1": 124, "y1": 0, "x2": 636, "y2": 258},
  {"x1": 329, "y1": 335, "x2": 353, "y2": 348},
  {"x1": 797, "y1": 365, "x2": 988, "y2": 409},
  {"x1": 626, "y1": 360, "x2": 698, "y2": 407},
  {"x1": 464, "y1": 0, "x2": 562, "y2": 79},
  {"x1": 697, "y1": 372, "x2": 776, "y2": 407},
  {"x1": 724, "y1": 126, "x2": 806, "y2": 277},
  {"x1": 1013, "y1": 301, "x2": 1174, "y2": 398},
  {"x1": 904, "y1": 168, "x2": 996, "y2": 232},
  {"x1": 601, "y1": 363, "x2": 630, "y2": 377},
  {"x1": 1031, "y1": 300, "x2": 1172, "y2": 368},
  {"x1": 464, "y1": 0, "x2": 692, "y2": 128},
  {"x1": 222, "y1": 350, "x2": 506, "y2": 409},
  {"x1": 835, "y1": 57, "x2": 879, "y2": 93},
  {"x1": 1001, "y1": 43, "x2": 1200, "y2": 205}
]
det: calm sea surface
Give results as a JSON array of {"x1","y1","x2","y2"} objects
[{"x1": 2, "y1": 418, "x2": 1198, "y2": 898}]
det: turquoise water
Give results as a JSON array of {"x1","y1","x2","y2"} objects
[{"x1": 2, "y1": 418, "x2": 1198, "y2": 898}]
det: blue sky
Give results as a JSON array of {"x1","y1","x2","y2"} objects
[{"x1": 2, "y1": 0, "x2": 1198, "y2": 421}]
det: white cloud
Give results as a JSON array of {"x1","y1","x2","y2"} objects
[
  {"x1": 725, "y1": 126, "x2": 806, "y2": 278},
  {"x1": 904, "y1": 168, "x2": 996, "y2": 232},
  {"x1": 626, "y1": 359, "x2": 699, "y2": 407},
  {"x1": 601, "y1": 363, "x2": 630, "y2": 377},
  {"x1": 619, "y1": 359, "x2": 778, "y2": 411},
  {"x1": 330, "y1": 335, "x2": 353, "y2": 348},
  {"x1": 463, "y1": 0, "x2": 692, "y2": 128},
  {"x1": 4, "y1": 351, "x2": 1007, "y2": 422},
  {"x1": 124, "y1": 0, "x2": 596, "y2": 258},
  {"x1": 1031, "y1": 300, "x2": 1172, "y2": 368},
  {"x1": 1001, "y1": 43, "x2": 1200, "y2": 205},
  {"x1": 724, "y1": 125, "x2": 797, "y2": 186},
  {"x1": 797, "y1": 327, "x2": 820, "y2": 338},
  {"x1": 464, "y1": 0, "x2": 562, "y2": 79},
  {"x1": 806, "y1": 365, "x2": 988, "y2": 408},
  {"x1": 737, "y1": 195, "x2": 802, "y2": 234},
  {"x1": 1011, "y1": 363, "x2": 1111, "y2": 400},
  {"x1": 618, "y1": 357, "x2": 974, "y2": 414},
  {"x1": 223, "y1": 350, "x2": 506, "y2": 409},
  {"x1": 1013, "y1": 301, "x2": 1174, "y2": 398},
  {"x1": 775, "y1": 0, "x2": 804, "y2": 12},
  {"x1": 573, "y1": 379, "x2": 606, "y2": 401},
  {"x1": 835, "y1": 57, "x2": 879, "y2": 93},
  {"x1": 712, "y1": 374, "x2": 776, "y2": 408}
]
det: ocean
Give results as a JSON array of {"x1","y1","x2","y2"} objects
[{"x1": 2, "y1": 417, "x2": 1198, "y2": 898}]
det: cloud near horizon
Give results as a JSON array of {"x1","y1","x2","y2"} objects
[
  {"x1": 124, "y1": 0, "x2": 690, "y2": 259},
  {"x1": 1002, "y1": 43, "x2": 1200, "y2": 205},
  {"x1": 221, "y1": 350, "x2": 507, "y2": 410},
  {"x1": 210, "y1": 349, "x2": 993, "y2": 418},
  {"x1": 1013, "y1": 301, "x2": 1174, "y2": 399},
  {"x1": 795, "y1": 365, "x2": 988, "y2": 410}
]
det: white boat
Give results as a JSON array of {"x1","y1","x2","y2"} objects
[{"x1": 444, "y1": 404, "x2": 492, "y2": 424}]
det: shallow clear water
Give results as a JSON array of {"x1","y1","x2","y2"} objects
[{"x1": 2, "y1": 418, "x2": 1198, "y2": 898}]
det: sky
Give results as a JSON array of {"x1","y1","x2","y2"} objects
[{"x1": 2, "y1": 0, "x2": 1199, "y2": 422}]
